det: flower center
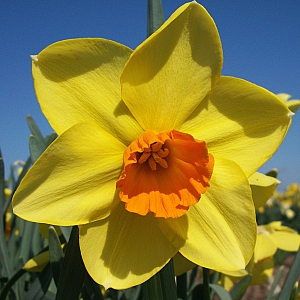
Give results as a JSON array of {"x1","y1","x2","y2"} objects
[
  {"x1": 116, "y1": 130, "x2": 214, "y2": 218},
  {"x1": 137, "y1": 142, "x2": 169, "y2": 170}
]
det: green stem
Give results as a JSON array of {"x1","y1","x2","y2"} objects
[
  {"x1": 147, "y1": 0, "x2": 164, "y2": 36},
  {"x1": 176, "y1": 273, "x2": 187, "y2": 300},
  {"x1": 142, "y1": 259, "x2": 177, "y2": 300},
  {"x1": 0, "y1": 268, "x2": 26, "y2": 300},
  {"x1": 202, "y1": 267, "x2": 211, "y2": 300},
  {"x1": 55, "y1": 226, "x2": 86, "y2": 300}
]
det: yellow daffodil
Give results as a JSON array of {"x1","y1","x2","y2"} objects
[
  {"x1": 248, "y1": 172, "x2": 281, "y2": 209},
  {"x1": 13, "y1": 2, "x2": 292, "y2": 289},
  {"x1": 277, "y1": 93, "x2": 300, "y2": 113},
  {"x1": 220, "y1": 222, "x2": 300, "y2": 289}
]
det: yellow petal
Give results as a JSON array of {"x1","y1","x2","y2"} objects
[
  {"x1": 173, "y1": 253, "x2": 196, "y2": 276},
  {"x1": 180, "y1": 76, "x2": 292, "y2": 177},
  {"x1": 121, "y1": 2, "x2": 222, "y2": 131},
  {"x1": 277, "y1": 93, "x2": 291, "y2": 102},
  {"x1": 23, "y1": 251, "x2": 49, "y2": 272},
  {"x1": 13, "y1": 123, "x2": 125, "y2": 225},
  {"x1": 79, "y1": 202, "x2": 179, "y2": 290},
  {"x1": 32, "y1": 38, "x2": 142, "y2": 144},
  {"x1": 254, "y1": 234, "x2": 277, "y2": 262},
  {"x1": 249, "y1": 172, "x2": 280, "y2": 209},
  {"x1": 158, "y1": 157, "x2": 256, "y2": 272},
  {"x1": 270, "y1": 232, "x2": 300, "y2": 252},
  {"x1": 286, "y1": 99, "x2": 300, "y2": 113},
  {"x1": 251, "y1": 257, "x2": 274, "y2": 285}
]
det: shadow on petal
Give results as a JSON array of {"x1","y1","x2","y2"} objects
[
  {"x1": 185, "y1": 76, "x2": 291, "y2": 139},
  {"x1": 79, "y1": 202, "x2": 188, "y2": 287},
  {"x1": 35, "y1": 39, "x2": 132, "y2": 82}
]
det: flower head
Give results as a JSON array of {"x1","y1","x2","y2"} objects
[{"x1": 13, "y1": 2, "x2": 292, "y2": 289}]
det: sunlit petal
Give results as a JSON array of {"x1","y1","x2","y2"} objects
[
  {"x1": 121, "y1": 2, "x2": 222, "y2": 131},
  {"x1": 32, "y1": 38, "x2": 143, "y2": 144},
  {"x1": 249, "y1": 172, "x2": 280, "y2": 209},
  {"x1": 180, "y1": 76, "x2": 292, "y2": 177},
  {"x1": 13, "y1": 123, "x2": 125, "y2": 225},
  {"x1": 158, "y1": 157, "x2": 256, "y2": 272}
]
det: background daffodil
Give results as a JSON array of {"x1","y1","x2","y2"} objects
[{"x1": 13, "y1": 2, "x2": 292, "y2": 289}]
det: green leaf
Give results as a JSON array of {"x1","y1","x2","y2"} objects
[
  {"x1": 265, "y1": 168, "x2": 278, "y2": 178},
  {"x1": 142, "y1": 259, "x2": 177, "y2": 300},
  {"x1": 209, "y1": 284, "x2": 233, "y2": 300},
  {"x1": 29, "y1": 134, "x2": 45, "y2": 164},
  {"x1": 176, "y1": 273, "x2": 187, "y2": 300},
  {"x1": 48, "y1": 226, "x2": 64, "y2": 287},
  {"x1": 45, "y1": 132, "x2": 57, "y2": 147},
  {"x1": 230, "y1": 275, "x2": 251, "y2": 300},
  {"x1": 142, "y1": 268, "x2": 164, "y2": 300},
  {"x1": 289, "y1": 282, "x2": 298, "y2": 300},
  {"x1": 82, "y1": 273, "x2": 105, "y2": 300},
  {"x1": 0, "y1": 268, "x2": 26, "y2": 300},
  {"x1": 0, "y1": 151, "x2": 13, "y2": 279},
  {"x1": 25, "y1": 264, "x2": 53, "y2": 300},
  {"x1": 59, "y1": 226, "x2": 72, "y2": 242},
  {"x1": 147, "y1": 0, "x2": 164, "y2": 36},
  {"x1": 202, "y1": 268, "x2": 211, "y2": 300},
  {"x1": 26, "y1": 115, "x2": 46, "y2": 149},
  {"x1": 278, "y1": 248, "x2": 300, "y2": 300},
  {"x1": 160, "y1": 259, "x2": 177, "y2": 300},
  {"x1": 123, "y1": 285, "x2": 142, "y2": 300},
  {"x1": 3, "y1": 158, "x2": 31, "y2": 217},
  {"x1": 19, "y1": 221, "x2": 39, "y2": 263},
  {"x1": 267, "y1": 265, "x2": 284, "y2": 300},
  {"x1": 55, "y1": 226, "x2": 86, "y2": 300}
]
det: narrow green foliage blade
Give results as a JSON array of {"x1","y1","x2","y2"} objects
[
  {"x1": 0, "y1": 268, "x2": 26, "y2": 300},
  {"x1": 202, "y1": 268, "x2": 211, "y2": 300},
  {"x1": 147, "y1": 0, "x2": 164, "y2": 36},
  {"x1": 265, "y1": 168, "x2": 278, "y2": 178},
  {"x1": 25, "y1": 264, "x2": 53, "y2": 300},
  {"x1": 176, "y1": 273, "x2": 187, "y2": 300},
  {"x1": 59, "y1": 226, "x2": 72, "y2": 242},
  {"x1": 0, "y1": 151, "x2": 13, "y2": 279},
  {"x1": 230, "y1": 275, "x2": 251, "y2": 300},
  {"x1": 29, "y1": 134, "x2": 45, "y2": 164},
  {"x1": 123, "y1": 285, "x2": 142, "y2": 300},
  {"x1": 55, "y1": 226, "x2": 86, "y2": 300},
  {"x1": 82, "y1": 272, "x2": 105, "y2": 300},
  {"x1": 209, "y1": 284, "x2": 233, "y2": 300},
  {"x1": 48, "y1": 226, "x2": 64, "y2": 287},
  {"x1": 19, "y1": 221, "x2": 37, "y2": 263},
  {"x1": 26, "y1": 115, "x2": 46, "y2": 149},
  {"x1": 278, "y1": 249, "x2": 300, "y2": 300},
  {"x1": 289, "y1": 282, "x2": 298, "y2": 300},
  {"x1": 3, "y1": 157, "x2": 31, "y2": 214},
  {"x1": 160, "y1": 259, "x2": 177, "y2": 300},
  {"x1": 266, "y1": 265, "x2": 284, "y2": 300},
  {"x1": 45, "y1": 132, "x2": 57, "y2": 147},
  {"x1": 142, "y1": 269, "x2": 164, "y2": 300}
]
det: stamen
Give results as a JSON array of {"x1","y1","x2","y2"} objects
[
  {"x1": 136, "y1": 139, "x2": 170, "y2": 170},
  {"x1": 148, "y1": 156, "x2": 157, "y2": 170},
  {"x1": 138, "y1": 152, "x2": 151, "y2": 164},
  {"x1": 158, "y1": 148, "x2": 169, "y2": 158},
  {"x1": 157, "y1": 157, "x2": 168, "y2": 168},
  {"x1": 151, "y1": 142, "x2": 162, "y2": 152},
  {"x1": 151, "y1": 152, "x2": 161, "y2": 162}
]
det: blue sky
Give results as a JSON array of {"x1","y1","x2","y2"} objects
[{"x1": 1, "y1": 1, "x2": 299, "y2": 191}]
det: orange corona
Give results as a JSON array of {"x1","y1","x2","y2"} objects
[{"x1": 117, "y1": 130, "x2": 214, "y2": 218}]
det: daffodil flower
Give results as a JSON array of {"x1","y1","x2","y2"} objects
[
  {"x1": 219, "y1": 222, "x2": 300, "y2": 289},
  {"x1": 251, "y1": 221, "x2": 300, "y2": 285},
  {"x1": 13, "y1": 2, "x2": 292, "y2": 289}
]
